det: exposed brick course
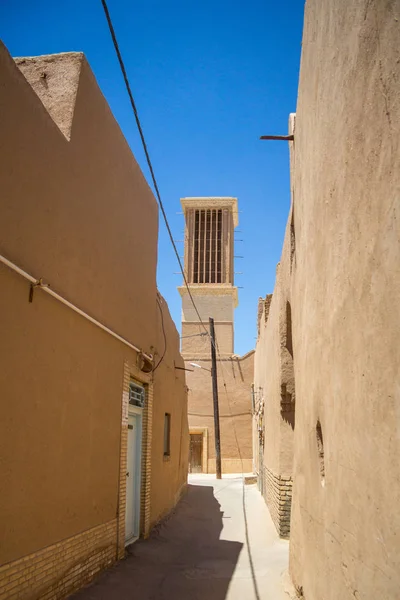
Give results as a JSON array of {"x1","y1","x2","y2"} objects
[
  {"x1": 0, "y1": 361, "x2": 156, "y2": 600},
  {"x1": 263, "y1": 466, "x2": 292, "y2": 538},
  {"x1": 0, "y1": 520, "x2": 117, "y2": 600}
]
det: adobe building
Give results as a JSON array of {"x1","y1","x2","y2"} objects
[
  {"x1": 253, "y1": 115, "x2": 296, "y2": 540},
  {"x1": 0, "y1": 43, "x2": 188, "y2": 600},
  {"x1": 254, "y1": 0, "x2": 400, "y2": 598},
  {"x1": 178, "y1": 197, "x2": 254, "y2": 474}
]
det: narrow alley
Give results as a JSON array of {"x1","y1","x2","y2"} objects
[
  {"x1": 73, "y1": 476, "x2": 291, "y2": 600},
  {"x1": 1, "y1": 2, "x2": 399, "y2": 599}
]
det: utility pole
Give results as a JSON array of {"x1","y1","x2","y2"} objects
[{"x1": 209, "y1": 317, "x2": 222, "y2": 479}]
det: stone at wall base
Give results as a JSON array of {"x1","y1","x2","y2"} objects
[{"x1": 244, "y1": 475, "x2": 258, "y2": 485}]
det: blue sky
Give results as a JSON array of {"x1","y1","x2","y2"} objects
[{"x1": 1, "y1": 0, "x2": 304, "y2": 356}]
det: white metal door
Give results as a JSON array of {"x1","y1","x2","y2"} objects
[{"x1": 125, "y1": 412, "x2": 141, "y2": 544}]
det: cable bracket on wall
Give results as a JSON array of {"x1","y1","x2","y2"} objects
[
  {"x1": 174, "y1": 362, "x2": 194, "y2": 372},
  {"x1": 259, "y1": 134, "x2": 294, "y2": 141},
  {"x1": 29, "y1": 277, "x2": 50, "y2": 303}
]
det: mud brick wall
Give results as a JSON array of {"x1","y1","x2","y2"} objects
[{"x1": 264, "y1": 466, "x2": 292, "y2": 539}]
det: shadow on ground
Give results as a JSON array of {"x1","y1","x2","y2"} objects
[{"x1": 73, "y1": 484, "x2": 243, "y2": 600}]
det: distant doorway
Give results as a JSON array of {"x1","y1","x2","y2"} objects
[{"x1": 189, "y1": 434, "x2": 203, "y2": 473}]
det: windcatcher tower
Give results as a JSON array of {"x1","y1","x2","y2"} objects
[{"x1": 178, "y1": 197, "x2": 239, "y2": 358}]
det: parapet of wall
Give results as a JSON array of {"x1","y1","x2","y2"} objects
[
  {"x1": 150, "y1": 294, "x2": 189, "y2": 527},
  {"x1": 187, "y1": 350, "x2": 254, "y2": 473},
  {"x1": 0, "y1": 43, "x2": 158, "y2": 353},
  {"x1": 253, "y1": 152, "x2": 296, "y2": 535},
  {"x1": 288, "y1": 1, "x2": 400, "y2": 598},
  {"x1": 256, "y1": 294, "x2": 272, "y2": 336}
]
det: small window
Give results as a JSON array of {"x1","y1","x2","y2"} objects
[
  {"x1": 129, "y1": 381, "x2": 145, "y2": 408},
  {"x1": 164, "y1": 413, "x2": 171, "y2": 456}
]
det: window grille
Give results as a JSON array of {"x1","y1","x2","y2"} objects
[
  {"x1": 129, "y1": 381, "x2": 145, "y2": 408},
  {"x1": 193, "y1": 209, "x2": 223, "y2": 284}
]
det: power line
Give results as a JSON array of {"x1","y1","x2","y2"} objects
[
  {"x1": 99, "y1": 10, "x2": 250, "y2": 462},
  {"x1": 153, "y1": 295, "x2": 167, "y2": 372},
  {"x1": 213, "y1": 336, "x2": 245, "y2": 472},
  {"x1": 180, "y1": 332, "x2": 208, "y2": 339},
  {"x1": 100, "y1": 0, "x2": 211, "y2": 341}
]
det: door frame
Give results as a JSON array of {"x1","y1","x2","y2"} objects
[
  {"x1": 189, "y1": 427, "x2": 208, "y2": 473},
  {"x1": 125, "y1": 404, "x2": 143, "y2": 545}
]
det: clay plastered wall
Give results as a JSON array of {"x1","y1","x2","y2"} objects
[
  {"x1": 181, "y1": 292, "x2": 234, "y2": 323},
  {"x1": 0, "y1": 45, "x2": 158, "y2": 564},
  {"x1": 0, "y1": 44, "x2": 158, "y2": 353},
  {"x1": 150, "y1": 295, "x2": 189, "y2": 527},
  {"x1": 254, "y1": 215, "x2": 296, "y2": 478},
  {"x1": 0, "y1": 263, "x2": 130, "y2": 564},
  {"x1": 254, "y1": 290, "x2": 282, "y2": 475},
  {"x1": 289, "y1": 2, "x2": 400, "y2": 598},
  {"x1": 186, "y1": 351, "x2": 254, "y2": 473}
]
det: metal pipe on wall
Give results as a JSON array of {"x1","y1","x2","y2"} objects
[{"x1": 0, "y1": 252, "x2": 153, "y2": 363}]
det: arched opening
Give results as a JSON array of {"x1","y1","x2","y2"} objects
[{"x1": 281, "y1": 301, "x2": 295, "y2": 431}]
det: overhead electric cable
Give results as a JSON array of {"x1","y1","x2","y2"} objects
[
  {"x1": 153, "y1": 295, "x2": 167, "y2": 372},
  {"x1": 100, "y1": 0, "x2": 211, "y2": 342}
]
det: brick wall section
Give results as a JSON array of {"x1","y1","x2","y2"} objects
[
  {"x1": 122, "y1": 361, "x2": 153, "y2": 540},
  {"x1": 263, "y1": 466, "x2": 292, "y2": 539},
  {"x1": 257, "y1": 295, "x2": 273, "y2": 338},
  {"x1": 0, "y1": 360, "x2": 155, "y2": 600},
  {"x1": 118, "y1": 422, "x2": 128, "y2": 559},
  {"x1": 0, "y1": 520, "x2": 117, "y2": 600},
  {"x1": 141, "y1": 383, "x2": 153, "y2": 538},
  {"x1": 119, "y1": 363, "x2": 130, "y2": 558}
]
